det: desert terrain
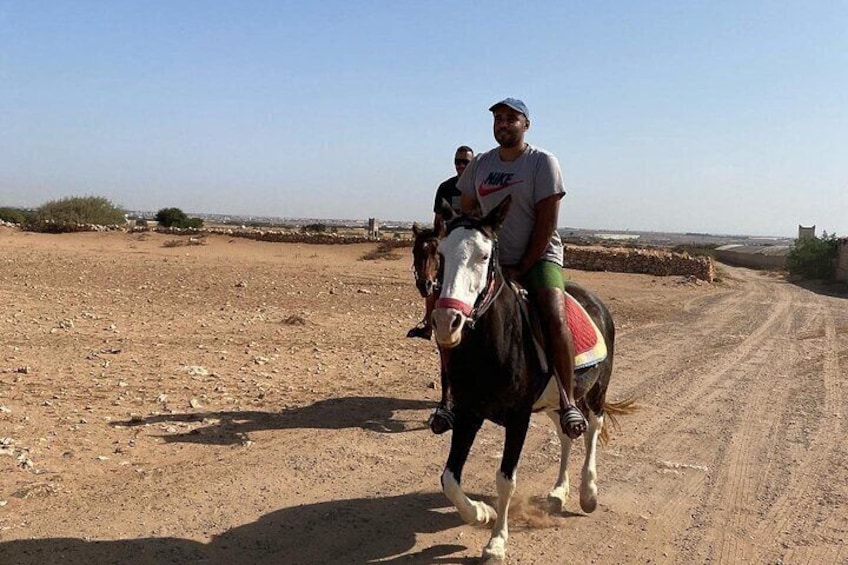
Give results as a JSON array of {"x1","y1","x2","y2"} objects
[{"x1": 0, "y1": 227, "x2": 846, "y2": 564}]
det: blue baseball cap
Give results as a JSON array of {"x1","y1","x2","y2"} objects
[{"x1": 489, "y1": 97, "x2": 529, "y2": 119}]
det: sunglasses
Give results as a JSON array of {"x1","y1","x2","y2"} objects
[{"x1": 454, "y1": 158, "x2": 471, "y2": 166}]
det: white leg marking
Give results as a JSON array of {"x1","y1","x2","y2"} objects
[
  {"x1": 580, "y1": 411, "x2": 602, "y2": 513},
  {"x1": 442, "y1": 469, "x2": 496, "y2": 527},
  {"x1": 483, "y1": 470, "x2": 515, "y2": 561},
  {"x1": 546, "y1": 410, "x2": 572, "y2": 511}
]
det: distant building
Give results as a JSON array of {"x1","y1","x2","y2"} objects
[
  {"x1": 798, "y1": 225, "x2": 816, "y2": 240},
  {"x1": 367, "y1": 218, "x2": 380, "y2": 238}
]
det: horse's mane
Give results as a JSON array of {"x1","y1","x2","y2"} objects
[
  {"x1": 413, "y1": 226, "x2": 440, "y2": 242},
  {"x1": 444, "y1": 214, "x2": 497, "y2": 240}
]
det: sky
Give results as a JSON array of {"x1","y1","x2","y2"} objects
[{"x1": 1, "y1": 1, "x2": 845, "y2": 237}]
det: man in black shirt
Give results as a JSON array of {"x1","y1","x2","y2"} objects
[
  {"x1": 432, "y1": 145, "x2": 474, "y2": 234},
  {"x1": 408, "y1": 145, "x2": 474, "y2": 340}
]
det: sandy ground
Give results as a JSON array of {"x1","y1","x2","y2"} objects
[{"x1": 0, "y1": 227, "x2": 846, "y2": 565}]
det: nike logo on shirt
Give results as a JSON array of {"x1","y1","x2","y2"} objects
[{"x1": 478, "y1": 172, "x2": 525, "y2": 197}]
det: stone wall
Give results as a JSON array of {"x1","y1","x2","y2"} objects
[
  {"x1": 151, "y1": 225, "x2": 404, "y2": 246},
  {"x1": 563, "y1": 245, "x2": 716, "y2": 282}
]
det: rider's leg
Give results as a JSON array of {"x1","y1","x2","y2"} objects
[{"x1": 526, "y1": 261, "x2": 585, "y2": 440}]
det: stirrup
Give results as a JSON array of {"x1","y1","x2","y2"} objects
[
  {"x1": 428, "y1": 404, "x2": 454, "y2": 434},
  {"x1": 406, "y1": 324, "x2": 432, "y2": 340},
  {"x1": 558, "y1": 405, "x2": 587, "y2": 439}
]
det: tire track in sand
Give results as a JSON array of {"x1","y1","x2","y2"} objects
[{"x1": 750, "y1": 293, "x2": 847, "y2": 565}]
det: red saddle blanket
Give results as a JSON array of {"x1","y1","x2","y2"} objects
[{"x1": 565, "y1": 292, "x2": 608, "y2": 370}]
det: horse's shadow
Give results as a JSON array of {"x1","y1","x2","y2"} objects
[
  {"x1": 0, "y1": 491, "x2": 479, "y2": 565},
  {"x1": 112, "y1": 396, "x2": 436, "y2": 445}
]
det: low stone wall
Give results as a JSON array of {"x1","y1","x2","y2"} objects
[
  {"x1": 563, "y1": 245, "x2": 716, "y2": 282},
  {"x1": 1, "y1": 219, "x2": 124, "y2": 232},
  {"x1": 151, "y1": 225, "x2": 397, "y2": 245}
]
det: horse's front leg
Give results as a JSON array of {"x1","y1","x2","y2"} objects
[
  {"x1": 545, "y1": 409, "x2": 573, "y2": 512},
  {"x1": 483, "y1": 412, "x2": 531, "y2": 563},
  {"x1": 441, "y1": 412, "x2": 495, "y2": 527},
  {"x1": 580, "y1": 409, "x2": 603, "y2": 513}
]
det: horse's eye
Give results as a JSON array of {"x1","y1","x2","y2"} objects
[{"x1": 480, "y1": 254, "x2": 489, "y2": 262}]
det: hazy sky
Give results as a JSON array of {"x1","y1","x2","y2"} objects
[{"x1": 1, "y1": 1, "x2": 845, "y2": 237}]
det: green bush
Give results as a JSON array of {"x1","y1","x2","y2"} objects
[
  {"x1": 155, "y1": 207, "x2": 188, "y2": 227},
  {"x1": 0, "y1": 206, "x2": 34, "y2": 224},
  {"x1": 33, "y1": 196, "x2": 125, "y2": 225},
  {"x1": 787, "y1": 235, "x2": 838, "y2": 280},
  {"x1": 154, "y1": 208, "x2": 205, "y2": 229}
]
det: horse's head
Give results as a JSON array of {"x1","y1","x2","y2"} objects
[
  {"x1": 432, "y1": 196, "x2": 511, "y2": 348},
  {"x1": 411, "y1": 224, "x2": 442, "y2": 298}
]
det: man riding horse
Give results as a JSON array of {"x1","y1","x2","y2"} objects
[{"x1": 454, "y1": 97, "x2": 586, "y2": 439}]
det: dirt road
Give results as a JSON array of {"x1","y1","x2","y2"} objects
[{"x1": 0, "y1": 229, "x2": 845, "y2": 564}]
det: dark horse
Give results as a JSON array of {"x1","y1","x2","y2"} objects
[{"x1": 426, "y1": 196, "x2": 631, "y2": 563}]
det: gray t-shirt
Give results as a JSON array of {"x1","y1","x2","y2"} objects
[{"x1": 457, "y1": 144, "x2": 565, "y2": 266}]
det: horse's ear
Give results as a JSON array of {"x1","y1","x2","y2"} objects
[
  {"x1": 438, "y1": 198, "x2": 456, "y2": 222},
  {"x1": 483, "y1": 195, "x2": 512, "y2": 231}
]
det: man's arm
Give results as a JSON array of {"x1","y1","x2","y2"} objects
[
  {"x1": 515, "y1": 193, "x2": 563, "y2": 276},
  {"x1": 433, "y1": 212, "x2": 445, "y2": 234}
]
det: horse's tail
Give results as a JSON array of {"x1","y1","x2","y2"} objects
[{"x1": 599, "y1": 397, "x2": 638, "y2": 446}]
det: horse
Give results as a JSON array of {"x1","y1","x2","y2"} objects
[
  {"x1": 411, "y1": 224, "x2": 442, "y2": 302},
  {"x1": 410, "y1": 224, "x2": 454, "y2": 432},
  {"x1": 428, "y1": 196, "x2": 632, "y2": 563}
]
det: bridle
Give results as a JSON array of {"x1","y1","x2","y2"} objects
[{"x1": 435, "y1": 219, "x2": 506, "y2": 329}]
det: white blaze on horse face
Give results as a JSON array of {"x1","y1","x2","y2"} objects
[{"x1": 432, "y1": 227, "x2": 493, "y2": 347}]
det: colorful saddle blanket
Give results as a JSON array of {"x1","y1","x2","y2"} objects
[
  {"x1": 514, "y1": 283, "x2": 608, "y2": 372},
  {"x1": 565, "y1": 292, "x2": 608, "y2": 370}
]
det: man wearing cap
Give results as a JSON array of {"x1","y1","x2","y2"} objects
[{"x1": 457, "y1": 97, "x2": 586, "y2": 439}]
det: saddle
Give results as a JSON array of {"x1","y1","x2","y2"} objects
[{"x1": 510, "y1": 281, "x2": 608, "y2": 374}]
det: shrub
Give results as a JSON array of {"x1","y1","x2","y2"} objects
[
  {"x1": 155, "y1": 207, "x2": 189, "y2": 228},
  {"x1": 33, "y1": 196, "x2": 125, "y2": 225},
  {"x1": 302, "y1": 223, "x2": 328, "y2": 233},
  {"x1": 361, "y1": 242, "x2": 402, "y2": 261},
  {"x1": 154, "y1": 208, "x2": 204, "y2": 229},
  {"x1": 0, "y1": 206, "x2": 34, "y2": 224},
  {"x1": 787, "y1": 235, "x2": 838, "y2": 280}
]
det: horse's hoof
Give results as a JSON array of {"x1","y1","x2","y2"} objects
[
  {"x1": 472, "y1": 502, "x2": 497, "y2": 527},
  {"x1": 482, "y1": 541, "x2": 506, "y2": 564},
  {"x1": 580, "y1": 484, "x2": 598, "y2": 513},
  {"x1": 547, "y1": 491, "x2": 566, "y2": 514}
]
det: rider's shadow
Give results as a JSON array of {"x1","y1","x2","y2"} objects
[
  {"x1": 0, "y1": 491, "x2": 478, "y2": 565},
  {"x1": 112, "y1": 396, "x2": 436, "y2": 445}
]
